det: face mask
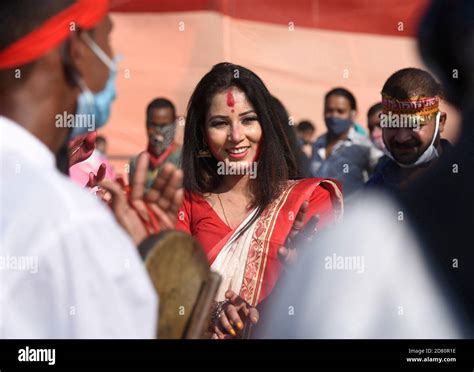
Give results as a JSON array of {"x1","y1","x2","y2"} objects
[
  {"x1": 383, "y1": 112, "x2": 440, "y2": 168},
  {"x1": 148, "y1": 122, "x2": 175, "y2": 155},
  {"x1": 70, "y1": 33, "x2": 117, "y2": 139},
  {"x1": 325, "y1": 116, "x2": 352, "y2": 136}
]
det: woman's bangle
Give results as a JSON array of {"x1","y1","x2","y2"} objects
[{"x1": 211, "y1": 300, "x2": 228, "y2": 324}]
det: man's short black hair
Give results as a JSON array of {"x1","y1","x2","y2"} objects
[
  {"x1": 367, "y1": 102, "x2": 383, "y2": 119},
  {"x1": 96, "y1": 135, "x2": 106, "y2": 144},
  {"x1": 297, "y1": 120, "x2": 315, "y2": 133},
  {"x1": 0, "y1": 0, "x2": 75, "y2": 85},
  {"x1": 382, "y1": 68, "x2": 443, "y2": 100},
  {"x1": 146, "y1": 98, "x2": 176, "y2": 124},
  {"x1": 325, "y1": 87, "x2": 357, "y2": 111},
  {"x1": 0, "y1": 0, "x2": 75, "y2": 51}
]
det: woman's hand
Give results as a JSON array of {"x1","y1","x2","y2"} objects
[
  {"x1": 278, "y1": 200, "x2": 319, "y2": 266},
  {"x1": 211, "y1": 290, "x2": 259, "y2": 339}
]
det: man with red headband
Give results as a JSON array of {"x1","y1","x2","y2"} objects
[
  {"x1": 0, "y1": 0, "x2": 182, "y2": 338},
  {"x1": 366, "y1": 68, "x2": 451, "y2": 191},
  {"x1": 263, "y1": 72, "x2": 461, "y2": 339}
]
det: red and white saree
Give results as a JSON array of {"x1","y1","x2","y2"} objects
[{"x1": 176, "y1": 178, "x2": 343, "y2": 306}]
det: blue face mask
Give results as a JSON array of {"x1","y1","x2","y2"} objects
[
  {"x1": 325, "y1": 116, "x2": 352, "y2": 136},
  {"x1": 70, "y1": 33, "x2": 118, "y2": 139}
]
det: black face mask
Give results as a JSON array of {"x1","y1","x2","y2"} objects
[
  {"x1": 148, "y1": 123, "x2": 175, "y2": 155},
  {"x1": 325, "y1": 116, "x2": 353, "y2": 136}
]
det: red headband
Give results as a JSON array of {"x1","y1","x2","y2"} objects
[
  {"x1": 0, "y1": 0, "x2": 109, "y2": 69},
  {"x1": 381, "y1": 93, "x2": 440, "y2": 117}
]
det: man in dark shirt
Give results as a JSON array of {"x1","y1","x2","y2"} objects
[
  {"x1": 310, "y1": 88, "x2": 382, "y2": 200},
  {"x1": 129, "y1": 98, "x2": 181, "y2": 191},
  {"x1": 367, "y1": 68, "x2": 450, "y2": 192}
]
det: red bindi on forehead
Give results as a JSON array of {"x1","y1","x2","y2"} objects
[{"x1": 226, "y1": 90, "x2": 235, "y2": 112}]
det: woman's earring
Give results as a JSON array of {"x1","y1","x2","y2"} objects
[{"x1": 197, "y1": 144, "x2": 211, "y2": 158}]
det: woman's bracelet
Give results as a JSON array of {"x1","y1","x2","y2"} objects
[{"x1": 211, "y1": 300, "x2": 228, "y2": 324}]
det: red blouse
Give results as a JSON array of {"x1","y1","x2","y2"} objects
[{"x1": 176, "y1": 185, "x2": 336, "y2": 259}]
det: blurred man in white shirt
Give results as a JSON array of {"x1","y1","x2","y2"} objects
[{"x1": 0, "y1": 0, "x2": 182, "y2": 338}]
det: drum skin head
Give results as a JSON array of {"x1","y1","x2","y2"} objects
[{"x1": 140, "y1": 230, "x2": 219, "y2": 339}]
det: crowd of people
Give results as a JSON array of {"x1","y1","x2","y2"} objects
[{"x1": 1, "y1": 0, "x2": 472, "y2": 340}]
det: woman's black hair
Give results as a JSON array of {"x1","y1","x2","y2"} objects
[
  {"x1": 182, "y1": 62, "x2": 299, "y2": 231},
  {"x1": 271, "y1": 96, "x2": 310, "y2": 178}
]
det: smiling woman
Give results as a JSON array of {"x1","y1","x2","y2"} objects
[{"x1": 177, "y1": 62, "x2": 344, "y2": 339}]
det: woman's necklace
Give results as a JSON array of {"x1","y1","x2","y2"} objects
[{"x1": 217, "y1": 193, "x2": 232, "y2": 228}]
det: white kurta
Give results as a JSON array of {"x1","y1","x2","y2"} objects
[{"x1": 0, "y1": 116, "x2": 157, "y2": 338}]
